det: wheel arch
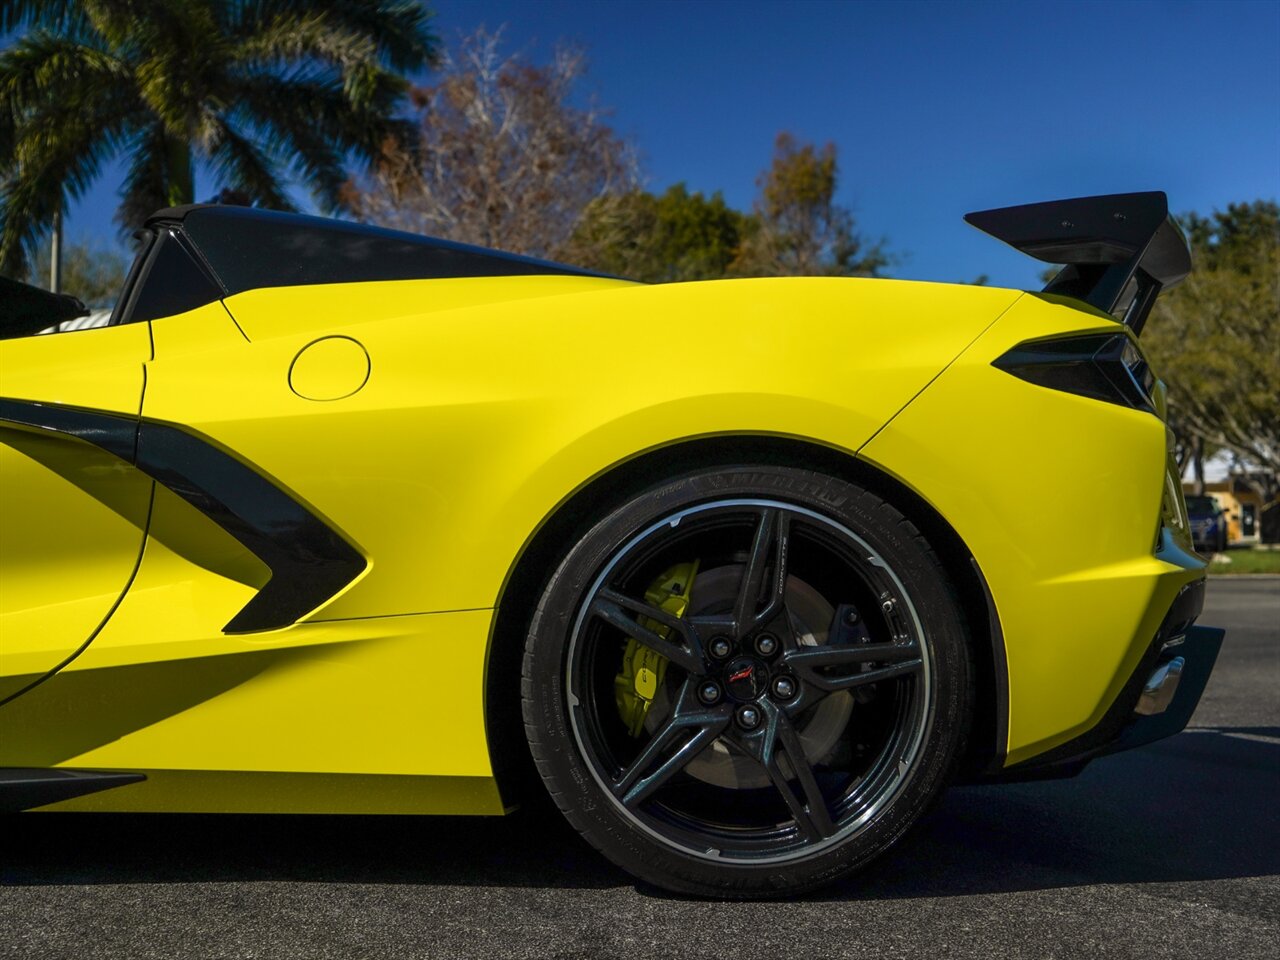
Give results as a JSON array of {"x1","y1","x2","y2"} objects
[{"x1": 483, "y1": 434, "x2": 1008, "y2": 806}]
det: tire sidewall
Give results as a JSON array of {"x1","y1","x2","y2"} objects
[{"x1": 523, "y1": 465, "x2": 972, "y2": 897}]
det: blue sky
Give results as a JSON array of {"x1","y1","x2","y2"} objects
[{"x1": 54, "y1": 0, "x2": 1280, "y2": 288}]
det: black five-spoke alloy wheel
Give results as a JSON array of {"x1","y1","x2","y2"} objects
[{"x1": 523, "y1": 466, "x2": 973, "y2": 897}]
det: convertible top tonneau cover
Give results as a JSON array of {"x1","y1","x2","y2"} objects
[{"x1": 146, "y1": 204, "x2": 614, "y2": 300}]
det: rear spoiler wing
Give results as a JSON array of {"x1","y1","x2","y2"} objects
[{"x1": 964, "y1": 191, "x2": 1191, "y2": 335}]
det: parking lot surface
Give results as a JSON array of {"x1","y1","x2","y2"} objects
[{"x1": 2, "y1": 578, "x2": 1276, "y2": 959}]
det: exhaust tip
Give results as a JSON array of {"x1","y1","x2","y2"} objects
[{"x1": 1135, "y1": 656, "x2": 1185, "y2": 716}]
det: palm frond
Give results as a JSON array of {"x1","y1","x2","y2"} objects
[
  {"x1": 230, "y1": 1, "x2": 438, "y2": 73},
  {"x1": 0, "y1": 29, "x2": 140, "y2": 274},
  {"x1": 232, "y1": 10, "x2": 388, "y2": 109},
  {"x1": 81, "y1": 0, "x2": 219, "y2": 55},
  {"x1": 205, "y1": 116, "x2": 295, "y2": 211},
  {"x1": 115, "y1": 121, "x2": 169, "y2": 232},
  {"x1": 234, "y1": 11, "x2": 377, "y2": 71},
  {"x1": 0, "y1": 106, "x2": 133, "y2": 275},
  {"x1": 4, "y1": 0, "x2": 429, "y2": 248},
  {"x1": 323, "y1": 1, "x2": 439, "y2": 72},
  {"x1": 0, "y1": 0, "x2": 90, "y2": 35},
  {"x1": 0, "y1": 30, "x2": 130, "y2": 163},
  {"x1": 231, "y1": 68, "x2": 414, "y2": 209},
  {"x1": 231, "y1": 91, "x2": 348, "y2": 209},
  {"x1": 126, "y1": 4, "x2": 229, "y2": 138}
]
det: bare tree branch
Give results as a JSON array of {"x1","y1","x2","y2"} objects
[{"x1": 342, "y1": 26, "x2": 639, "y2": 259}]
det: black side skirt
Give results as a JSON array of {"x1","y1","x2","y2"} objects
[{"x1": 0, "y1": 768, "x2": 145, "y2": 812}]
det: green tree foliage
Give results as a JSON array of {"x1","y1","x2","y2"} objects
[
  {"x1": 565, "y1": 133, "x2": 885, "y2": 282},
  {"x1": 0, "y1": 0, "x2": 437, "y2": 275},
  {"x1": 563, "y1": 184, "x2": 746, "y2": 282},
  {"x1": 24, "y1": 239, "x2": 127, "y2": 308},
  {"x1": 731, "y1": 133, "x2": 886, "y2": 278},
  {"x1": 1145, "y1": 201, "x2": 1280, "y2": 479}
]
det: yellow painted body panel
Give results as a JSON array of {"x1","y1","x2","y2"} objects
[
  {"x1": 0, "y1": 321, "x2": 151, "y2": 410},
  {"x1": 0, "y1": 323, "x2": 151, "y2": 700},
  {"x1": 0, "y1": 269, "x2": 1203, "y2": 812},
  {"x1": 152, "y1": 276, "x2": 1019, "y2": 621},
  {"x1": 860, "y1": 294, "x2": 1203, "y2": 763},
  {"x1": 0, "y1": 364, "x2": 492, "y2": 812},
  {"x1": 1, "y1": 521, "x2": 502, "y2": 812},
  {"x1": 0, "y1": 442, "x2": 150, "y2": 692}
]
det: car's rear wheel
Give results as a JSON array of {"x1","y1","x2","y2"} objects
[{"x1": 522, "y1": 465, "x2": 973, "y2": 897}]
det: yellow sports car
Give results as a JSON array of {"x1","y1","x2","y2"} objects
[{"x1": 0, "y1": 191, "x2": 1222, "y2": 897}]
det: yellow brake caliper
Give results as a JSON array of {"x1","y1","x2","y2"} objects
[{"x1": 613, "y1": 560, "x2": 700, "y2": 737}]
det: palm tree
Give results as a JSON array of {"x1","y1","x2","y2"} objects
[{"x1": 0, "y1": 1, "x2": 437, "y2": 276}]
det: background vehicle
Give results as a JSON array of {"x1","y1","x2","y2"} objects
[
  {"x1": 0, "y1": 192, "x2": 1222, "y2": 897},
  {"x1": 1186, "y1": 494, "x2": 1229, "y2": 554}
]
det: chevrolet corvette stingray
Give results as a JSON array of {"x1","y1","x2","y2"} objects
[{"x1": 0, "y1": 191, "x2": 1222, "y2": 897}]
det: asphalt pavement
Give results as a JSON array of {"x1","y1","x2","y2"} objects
[{"x1": 2, "y1": 578, "x2": 1277, "y2": 959}]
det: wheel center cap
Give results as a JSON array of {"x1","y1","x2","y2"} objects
[{"x1": 723, "y1": 656, "x2": 768, "y2": 702}]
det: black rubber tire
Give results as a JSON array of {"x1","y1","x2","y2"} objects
[{"x1": 521, "y1": 465, "x2": 974, "y2": 898}]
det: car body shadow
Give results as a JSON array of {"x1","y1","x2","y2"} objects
[
  {"x1": 3, "y1": 728, "x2": 1276, "y2": 899},
  {"x1": 827, "y1": 726, "x2": 1280, "y2": 901}
]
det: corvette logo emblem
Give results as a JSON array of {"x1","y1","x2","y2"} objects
[{"x1": 724, "y1": 658, "x2": 766, "y2": 700}]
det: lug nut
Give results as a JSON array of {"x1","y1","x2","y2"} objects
[
  {"x1": 736, "y1": 705, "x2": 762, "y2": 730},
  {"x1": 844, "y1": 609, "x2": 859, "y2": 626},
  {"x1": 771, "y1": 676, "x2": 796, "y2": 701},
  {"x1": 881, "y1": 598, "x2": 895, "y2": 614},
  {"x1": 754, "y1": 634, "x2": 778, "y2": 657},
  {"x1": 698, "y1": 681, "x2": 722, "y2": 705},
  {"x1": 709, "y1": 636, "x2": 732, "y2": 659}
]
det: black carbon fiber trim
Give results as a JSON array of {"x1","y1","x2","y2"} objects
[
  {"x1": 965, "y1": 191, "x2": 1192, "y2": 334},
  {"x1": 145, "y1": 204, "x2": 616, "y2": 299},
  {"x1": 0, "y1": 768, "x2": 145, "y2": 812},
  {"x1": 134, "y1": 420, "x2": 366, "y2": 632},
  {"x1": 0, "y1": 398, "x2": 366, "y2": 633},
  {"x1": 0, "y1": 397, "x2": 138, "y2": 461}
]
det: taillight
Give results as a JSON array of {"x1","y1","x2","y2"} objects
[{"x1": 993, "y1": 332, "x2": 1156, "y2": 413}]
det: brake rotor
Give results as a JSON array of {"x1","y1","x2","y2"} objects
[{"x1": 644, "y1": 564, "x2": 853, "y2": 790}]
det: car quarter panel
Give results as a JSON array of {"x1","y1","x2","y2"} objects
[
  {"x1": 860, "y1": 294, "x2": 1205, "y2": 765},
  {"x1": 152, "y1": 275, "x2": 1020, "y2": 622}
]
